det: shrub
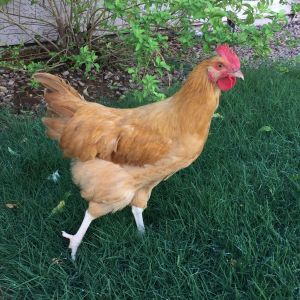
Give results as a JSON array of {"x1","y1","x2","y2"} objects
[{"x1": 0, "y1": 0, "x2": 288, "y2": 99}]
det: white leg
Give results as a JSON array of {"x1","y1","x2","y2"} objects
[
  {"x1": 62, "y1": 210, "x2": 95, "y2": 261},
  {"x1": 131, "y1": 206, "x2": 145, "y2": 234}
]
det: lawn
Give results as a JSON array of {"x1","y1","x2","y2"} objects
[{"x1": 0, "y1": 65, "x2": 299, "y2": 299}]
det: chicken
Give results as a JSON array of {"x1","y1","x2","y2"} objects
[{"x1": 34, "y1": 44, "x2": 243, "y2": 260}]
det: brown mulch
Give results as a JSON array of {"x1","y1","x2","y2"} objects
[
  {"x1": 0, "y1": 68, "x2": 139, "y2": 114},
  {"x1": 0, "y1": 62, "x2": 186, "y2": 115}
]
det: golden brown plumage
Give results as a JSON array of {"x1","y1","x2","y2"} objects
[{"x1": 34, "y1": 45, "x2": 243, "y2": 260}]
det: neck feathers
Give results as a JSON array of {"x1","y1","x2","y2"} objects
[
  {"x1": 170, "y1": 61, "x2": 221, "y2": 135},
  {"x1": 177, "y1": 62, "x2": 215, "y2": 100},
  {"x1": 173, "y1": 61, "x2": 220, "y2": 114}
]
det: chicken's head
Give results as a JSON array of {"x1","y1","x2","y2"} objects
[{"x1": 208, "y1": 44, "x2": 244, "y2": 91}]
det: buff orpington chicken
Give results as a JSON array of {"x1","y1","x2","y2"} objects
[{"x1": 34, "y1": 44, "x2": 243, "y2": 260}]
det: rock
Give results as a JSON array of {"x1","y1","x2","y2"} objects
[
  {"x1": 0, "y1": 92, "x2": 5, "y2": 98},
  {"x1": 0, "y1": 86, "x2": 8, "y2": 93},
  {"x1": 78, "y1": 81, "x2": 85, "y2": 87},
  {"x1": 104, "y1": 71, "x2": 113, "y2": 80},
  {"x1": 8, "y1": 79, "x2": 14, "y2": 86},
  {"x1": 3, "y1": 95, "x2": 12, "y2": 102},
  {"x1": 62, "y1": 71, "x2": 69, "y2": 76}
]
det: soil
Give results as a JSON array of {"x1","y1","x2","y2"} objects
[{"x1": 0, "y1": 20, "x2": 299, "y2": 114}]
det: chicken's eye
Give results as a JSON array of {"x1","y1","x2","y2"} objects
[{"x1": 217, "y1": 63, "x2": 223, "y2": 68}]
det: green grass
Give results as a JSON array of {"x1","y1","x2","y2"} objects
[{"x1": 0, "y1": 65, "x2": 300, "y2": 299}]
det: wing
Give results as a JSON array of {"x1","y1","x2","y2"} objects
[{"x1": 57, "y1": 104, "x2": 172, "y2": 166}]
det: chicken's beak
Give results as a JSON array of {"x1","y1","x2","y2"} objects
[{"x1": 231, "y1": 70, "x2": 244, "y2": 80}]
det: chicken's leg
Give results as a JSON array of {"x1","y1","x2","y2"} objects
[
  {"x1": 132, "y1": 206, "x2": 145, "y2": 233},
  {"x1": 62, "y1": 210, "x2": 95, "y2": 260}
]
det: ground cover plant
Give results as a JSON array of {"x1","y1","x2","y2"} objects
[{"x1": 0, "y1": 64, "x2": 299, "y2": 299}]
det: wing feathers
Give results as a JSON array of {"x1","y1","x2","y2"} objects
[
  {"x1": 58, "y1": 106, "x2": 171, "y2": 165},
  {"x1": 35, "y1": 73, "x2": 172, "y2": 166}
]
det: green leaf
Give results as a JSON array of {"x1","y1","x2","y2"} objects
[
  {"x1": 127, "y1": 67, "x2": 136, "y2": 74},
  {"x1": 50, "y1": 192, "x2": 71, "y2": 216},
  {"x1": 213, "y1": 113, "x2": 224, "y2": 119},
  {"x1": 0, "y1": 0, "x2": 11, "y2": 5},
  {"x1": 258, "y1": 125, "x2": 272, "y2": 132},
  {"x1": 51, "y1": 200, "x2": 65, "y2": 215},
  {"x1": 8, "y1": 147, "x2": 19, "y2": 156}
]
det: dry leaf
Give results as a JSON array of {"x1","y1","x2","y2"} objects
[
  {"x1": 229, "y1": 258, "x2": 237, "y2": 267},
  {"x1": 5, "y1": 203, "x2": 18, "y2": 209},
  {"x1": 52, "y1": 257, "x2": 62, "y2": 264},
  {"x1": 83, "y1": 87, "x2": 89, "y2": 97}
]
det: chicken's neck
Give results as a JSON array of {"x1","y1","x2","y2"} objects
[{"x1": 171, "y1": 63, "x2": 221, "y2": 136}]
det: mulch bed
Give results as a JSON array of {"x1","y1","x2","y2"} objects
[{"x1": 0, "y1": 20, "x2": 299, "y2": 114}]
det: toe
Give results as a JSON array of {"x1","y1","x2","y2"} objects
[
  {"x1": 62, "y1": 231, "x2": 73, "y2": 239},
  {"x1": 61, "y1": 232, "x2": 81, "y2": 260}
]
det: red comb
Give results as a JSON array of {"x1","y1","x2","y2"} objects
[{"x1": 216, "y1": 44, "x2": 240, "y2": 70}]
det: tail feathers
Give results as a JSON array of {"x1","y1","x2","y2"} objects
[
  {"x1": 42, "y1": 117, "x2": 67, "y2": 140},
  {"x1": 34, "y1": 72, "x2": 86, "y2": 141},
  {"x1": 33, "y1": 72, "x2": 82, "y2": 99},
  {"x1": 33, "y1": 72, "x2": 85, "y2": 118}
]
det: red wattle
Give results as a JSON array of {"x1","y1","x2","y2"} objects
[{"x1": 217, "y1": 76, "x2": 236, "y2": 91}]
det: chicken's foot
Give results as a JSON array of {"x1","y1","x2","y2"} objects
[
  {"x1": 62, "y1": 210, "x2": 95, "y2": 260},
  {"x1": 132, "y1": 206, "x2": 145, "y2": 234}
]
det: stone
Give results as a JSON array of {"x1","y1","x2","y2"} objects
[
  {"x1": 0, "y1": 86, "x2": 8, "y2": 93},
  {"x1": 104, "y1": 71, "x2": 113, "y2": 80}
]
